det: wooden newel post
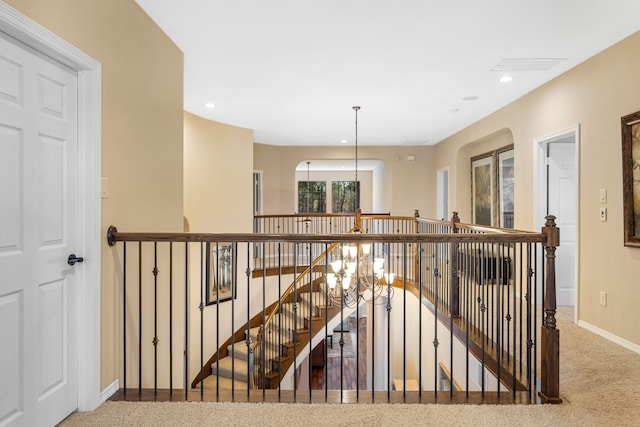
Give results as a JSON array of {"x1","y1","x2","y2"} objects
[
  {"x1": 539, "y1": 215, "x2": 562, "y2": 403},
  {"x1": 450, "y1": 212, "x2": 460, "y2": 318}
]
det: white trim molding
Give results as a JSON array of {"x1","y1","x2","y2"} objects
[
  {"x1": 533, "y1": 124, "x2": 581, "y2": 315},
  {"x1": 578, "y1": 320, "x2": 640, "y2": 356},
  {"x1": 0, "y1": 2, "x2": 102, "y2": 412},
  {"x1": 101, "y1": 380, "x2": 120, "y2": 404}
]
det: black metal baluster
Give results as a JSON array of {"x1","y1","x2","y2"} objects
[
  {"x1": 293, "y1": 243, "x2": 298, "y2": 402},
  {"x1": 496, "y1": 243, "x2": 501, "y2": 398},
  {"x1": 371, "y1": 243, "x2": 376, "y2": 403},
  {"x1": 200, "y1": 243, "x2": 205, "y2": 399},
  {"x1": 403, "y1": 243, "x2": 407, "y2": 402},
  {"x1": 138, "y1": 241, "x2": 142, "y2": 396},
  {"x1": 418, "y1": 242, "x2": 423, "y2": 401},
  {"x1": 519, "y1": 242, "x2": 524, "y2": 379},
  {"x1": 534, "y1": 244, "x2": 539, "y2": 399},
  {"x1": 261, "y1": 241, "x2": 266, "y2": 401},
  {"x1": 386, "y1": 242, "x2": 392, "y2": 403},
  {"x1": 433, "y1": 237, "x2": 439, "y2": 399},
  {"x1": 323, "y1": 243, "x2": 329, "y2": 403},
  {"x1": 480, "y1": 242, "x2": 486, "y2": 398},
  {"x1": 242, "y1": 242, "x2": 248, "y2": 402},
  {"x1": 465, "y1": 241, "x2": 471, "y2": 399},
  {"x1": 449, "y1": 239, "x2": 454, "y2": 400},
  {"x1": 308, "y1": 241, "x2": 313, "y2": 403},
  {"x1": 184, "y1": 243, "x2": 189, "y2": 400},
  {"x1": 169, "y1": 242, "x2": 173, "y2": 396},
  {"x1": 153, "y1": 241, "x2": 158, "y2": 396},
  {"x1": 278, "y1": 242, "x2": 283, "y2": 401},
  {"x1": 123, "y1": 242, "x2": 127, "y2": 396}
]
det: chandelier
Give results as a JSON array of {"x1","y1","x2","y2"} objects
[
  {"x1": 323, "y1": 106, "x2": 394, "y2": 306},
  {"x1": 325, "y1": 242, "x2": 395, "y2": 307}
]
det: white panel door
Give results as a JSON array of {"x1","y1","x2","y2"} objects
[
  {"x1": 547, "y1": 142, "x2": 576, "y2": 306},
  {"x1": 0, "y1": 34, "x2": 78, "y2": 427}
]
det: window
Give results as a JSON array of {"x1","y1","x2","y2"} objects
[
  {"x1": 298, "y1": 181, "x2": 326, "y2": 213},
  {"x1": 498, "y1": 148, "x2": 514, "y2": 228},
  {"x1": 332, "y1": 181, "x2": 359, "y2": 213},
  {"x1": 471, "y1": 145, "x2": 514, "y2": 228}
]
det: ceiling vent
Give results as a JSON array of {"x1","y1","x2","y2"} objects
[{"x1": 491, "y1": 58, "x2": 567, "y2": 72}]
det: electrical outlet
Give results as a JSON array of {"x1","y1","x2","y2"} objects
[
  {"x1": 599, "y1": 291, "x2": 607, "y2": 307},
  {"x1": 599, "y1": 207, "x2": 607, "y2": 222}
]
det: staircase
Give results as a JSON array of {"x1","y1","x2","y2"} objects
[{"x1": 197, "y1": 277, "x2": 335, "y2": 392}]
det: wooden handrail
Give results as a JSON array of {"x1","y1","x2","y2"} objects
[
  {"x1": 107, "y1": 227, "x2": 545, "y2": 246},
  {"x1": 255, "y1": 212, "x2": 391, "y2": 219}
]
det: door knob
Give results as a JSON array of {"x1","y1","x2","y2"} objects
[{"x1": 67, "y1": 254, "x2": 84, "y2": 266}]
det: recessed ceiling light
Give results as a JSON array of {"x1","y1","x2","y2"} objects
[
  {"x1": 204, "y1": 102, "x2": 215, "y2": 108},
  {"x1": 462, "y1": 96, "x2": 479, "y2": 101},
  {"x1": 499, "y1": 76, "x2": 513, "y2": 83}
]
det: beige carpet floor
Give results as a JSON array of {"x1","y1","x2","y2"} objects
[{"x1": 58, "y1": 307, "x2": 640, "y2": 426}]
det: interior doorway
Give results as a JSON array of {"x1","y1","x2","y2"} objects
[
  {"x1": 534, "y1": 126, "x2": 579, "y2": 308},
  {"x1": 437, "y1": 167, "x2": 449, "y2": 221},
  {"x1": 0, "y1": 2, "x2": 102, "y2": 419}
]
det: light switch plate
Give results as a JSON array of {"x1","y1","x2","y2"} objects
[
  {"x1": 101, "y1": 177, "x2": 109, "y2": 199},
  {"x1": 599, "y1": 188, "x2": 607, "y2": 203}
]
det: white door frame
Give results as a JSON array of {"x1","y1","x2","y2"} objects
[
  {"x1": 533, "y1": 125, "x2": 580, "y2": 319},
  {"x1": 0, "y1": 4, "x2": 102, "y2": 412},
  {"x1": 436, "y1": 166, "x2": 449, "y2": 220}
]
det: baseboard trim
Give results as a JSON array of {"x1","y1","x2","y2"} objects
[
  {"x1": 578, "y1": 320, "x2": 640, "y2": 356},
  {"x1": 101, "y1": 380, "x2": 120, "y2": 404}
]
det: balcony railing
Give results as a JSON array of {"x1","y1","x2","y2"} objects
[{"x1": 106, "y1": 211, "x2": 561, "y2": 404}]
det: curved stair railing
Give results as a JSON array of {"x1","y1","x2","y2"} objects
[
  {"x1": 106, "y1": 211, "x2": 561, "y2": 404},
  {"x1": 191, "y1": 239, "x2": 344, "y2": 392}
]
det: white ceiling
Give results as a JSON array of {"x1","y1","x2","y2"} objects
[{"x1": 136, "y1": 0, "x2": 640, "y2": 147}]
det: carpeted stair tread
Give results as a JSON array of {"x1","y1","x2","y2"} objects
[
  {"x1": 211, "y1": 356, "x2": 249, "y2": 382},
  {"x1": 226, "y1": 342, "x2": 251, "y2": 360},
  {"x1": 201, "y1": 374, "x2": 248, "y2": 391}
]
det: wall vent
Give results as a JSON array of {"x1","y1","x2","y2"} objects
[{"x1": 491, "y1": 58, "x2": 566, "y2": 72}]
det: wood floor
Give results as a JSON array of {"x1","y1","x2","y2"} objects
[{"x1": 310, "y1": 317, "x2": 367, "y2": 391}]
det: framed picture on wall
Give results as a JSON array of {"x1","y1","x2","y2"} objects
[
  {"x1": 471, "y1": 153, "x2": 494, "y2": 226},
  {"x1": 622, "y1": 110, "x2": 640, "y2": 247},
  {"x1": 206, "y1": 242, "x2": 237, "y2": 305}
]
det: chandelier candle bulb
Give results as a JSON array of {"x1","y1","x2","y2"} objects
[
  {"x1": 331, "y1": 260, "x2": 343, "y2": 274},
  {"x1": 327, "y1": 274, "x2": 337, "y2": 289},
  {"x1": 346, "y1": 262, "x2": 357, "y2": 275},
  {"x1": 348, "y1": 246, "x2": 358, "y2": 258}
]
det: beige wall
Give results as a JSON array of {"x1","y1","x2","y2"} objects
[
  {"x1": 254, "y1": 144, "x2": 435, "y2": 218},
  {"x1": 6, "y1": 0, "x2": 185, "y2": 389},
  {"x1": 183, "y1": 113, "x2": 256, "y2": 382},
  {"x1": 184, "y1": 112, "x2": 254, "y2": 233},
  {"x1": 433, "y1": 31, "x2": 640, "y2": 348}
]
